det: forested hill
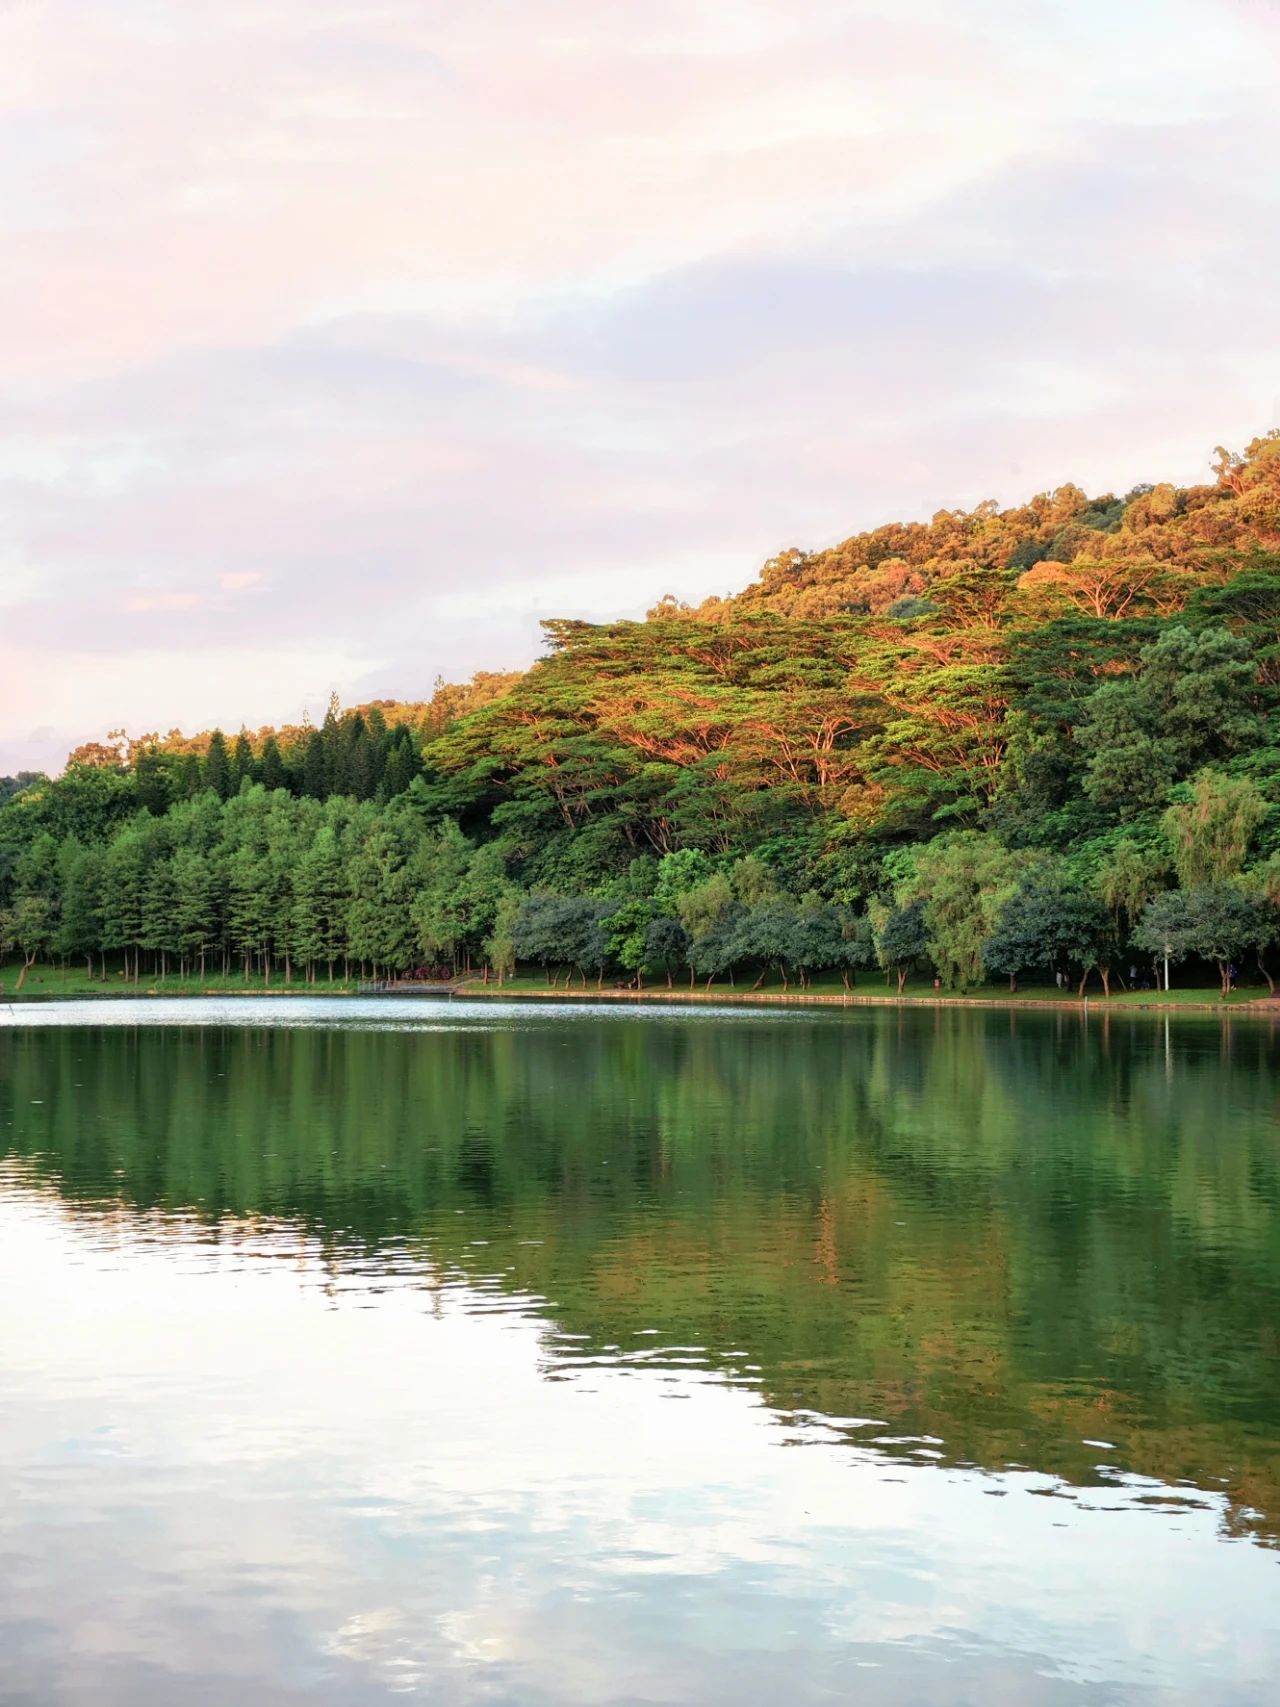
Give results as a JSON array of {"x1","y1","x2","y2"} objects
[
  {"x1": 667, "y1": 430, "x2": 1280, "y2": 622},
  {"x1": 3, "y1": 432, "x2": 1280, "y2": 995}
]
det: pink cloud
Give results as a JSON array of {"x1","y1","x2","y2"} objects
[{"x1": 1, "y1": 0, "x2": 1278, "y2": 767}]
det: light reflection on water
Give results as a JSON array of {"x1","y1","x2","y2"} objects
[{"x1": 1, "y1": 999, "x2": 1278, "y2": 1705}]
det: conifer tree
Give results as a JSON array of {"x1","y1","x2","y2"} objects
[
  {"x1": 204, "y1": 730, "x2": 232, "y2": 801},
  {"x1": 259, "y1": 736, "x2": 287, "y2": 794},
  {"x1": 230, "y1": 732, "x2": 255, "y2": 794}
]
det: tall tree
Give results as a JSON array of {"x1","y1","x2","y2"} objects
[{"x1": 204, "y1": 730, "x2": 232, "y2": 801}]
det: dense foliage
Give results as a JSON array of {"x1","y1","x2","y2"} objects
[{"x1": 4, "y1": 435, "x2": 1280, "y2": 993}]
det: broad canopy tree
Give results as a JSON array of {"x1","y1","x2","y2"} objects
[{"x1": 984, "y1": 872, "x2": 1116, "y2": 995}]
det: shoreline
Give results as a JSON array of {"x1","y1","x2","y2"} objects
[
  {"x1": 3, "y1": 979, "x2": 1276, "y2": 1017},
  {"x1": 456, "y1": 983, "x2": 1279, "y2": 1016}
]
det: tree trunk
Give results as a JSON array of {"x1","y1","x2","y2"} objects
[
  {"x1": 1077, "y1": 968, "x2": 1090, "y2": 997},
  {"x1": 14, "y1": 952, "x2": 36, "y2": 992},
  {"x1": 1256, "y1": 952, "x2": 1275, "y2": 994},
  {"x1": 896, "y1": 966, "x2": 907, "y2": 994},
  {"x1": 1008, "y1": 973, "x2": 1017, "y2": 993},
  {"x1": 666, "y1": 971, "x2": 673, "y2": 989}
]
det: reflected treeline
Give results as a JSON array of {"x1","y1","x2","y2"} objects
[{"x1": 3, "y1": 1006, "x2": 1278, "y2": 1542}]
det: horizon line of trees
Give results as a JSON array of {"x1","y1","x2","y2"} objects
[{"x1": 1, "y1": 766, "x2": 1277, "y2": 999}]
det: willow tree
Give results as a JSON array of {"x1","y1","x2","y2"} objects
[{"x1": 1161, "y1": 770, "x2": 1267, "y2": 888}]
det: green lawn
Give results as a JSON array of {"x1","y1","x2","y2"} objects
[
  {"x1": 2, "y1": 961, "x2": 1269, "y2": 1008},
  {"x1": 461, "y1": 970, "x2": 1269, "y2": 1008},
  {"x1": 0, "y1": 962, "x2": 357, "y2": 1000}
]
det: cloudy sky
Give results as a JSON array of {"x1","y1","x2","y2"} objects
[{"x1": 2, "y1": 0, "x2": 1279, "y2": 773}]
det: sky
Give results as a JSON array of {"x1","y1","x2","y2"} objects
[{"x1": 2, "y1": 0, "x2": 1279, "y2": 774}]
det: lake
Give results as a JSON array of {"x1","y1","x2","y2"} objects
[{"x1": 1, "y1": 997, "x2": 1278, "y2": 1705}]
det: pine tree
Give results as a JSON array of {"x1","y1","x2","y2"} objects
[
  {"x1": 301, "y1": 730, "x2": 326, "y2": 799},
  {"x1": 172, "y1": 846, "x2": 217, "y2": 976},
  {"x1": 140, "y1": 855, "x2": 178, "y2": 976},
  {"x1": 204, "y1": 730, "x2": 232, "y2": 801},
  {"x1": 230, "y1": 731, "x2": 255, "y2": 794},
  {"x1": 260, "y1": 736, "x2": 287, "y2": 793},
  {"x1": 100, "y1": 828, "x2": 148, "y2": 981},
  {"x1": 56, "y1": 840, "x2": 104, "y2": 976},
  {"x1": 346, "y1": 820, "x2": 415, "y2": 975}
]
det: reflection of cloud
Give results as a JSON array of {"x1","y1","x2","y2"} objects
[
  {"x1": 0, "y1": 1185, "x2": 1277, "y2": 1705},
  {"x1": 3, "y1": 0, "x2": 1280, "y2": 769}
]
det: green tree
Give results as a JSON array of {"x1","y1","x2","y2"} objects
[
  {"x1": 346, "y1": 821, "x2": 415, "y2": 976},
  {"x1": 56, "y1": 840, "x2": 104, "y2": 976},
  {"x1": 172, "y1": 846, "x2": 218, "y2": 977},
  {"x1": 1161, "y1": 770, "x2": 1268, "y2": 888},
  {"x1": 984, "y1": 871, "x2": 1116, "y2": 995},
  {"x1": 0, "y1": 894, "x2": 54, "y2": 989},
  {"x1": 100, "y1": 827, "x2": 149, "y2": 982},
  {"x1": 204, "y1": 730, "x2": 232, "y2": 801},
  {"x1": 643, "y1": 916, "x2": 690, "y2": 987},
  {"x1": 677, "y1": 872, "x2": 735, "y2": 943},
  {"x1": 1140, "y1": 626, "x2": 1261, "y2": 763},
  {"x1": 871, "y1": 898, "x2": 929, "y2": 994},
  {"x1": 483, "y1": 890, "x2": 521, "y2": 985},
  {"x1": 140, "y1": 852, "x2": 179, "y2": 975},
  {"x1": 230, "y1": 732, "x2": 255, "y2": 793},
  {"x1": 259, "y1": 736, "x2": 288, "y2": 793},
  {"x1": 1095, "y1": 837, "x2": 1169, "y2": 943},
  {"x1": 901, "y1": 833, "x2": 1030, "y2": 989},
  {"x1": 1076, "y1": 681, "x2": 1175, "y2": 818},
  {"x1": 1134, "y1": 886, "x2": 1273, "y2": 998}
]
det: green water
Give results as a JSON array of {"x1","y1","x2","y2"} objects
[{"x1": 1, "y1": 998, "x2": 1278, "y2": 1704}]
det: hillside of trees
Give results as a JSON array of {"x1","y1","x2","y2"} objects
[{"x1": 3, "y1": 432, "x2": 1280, "y2": 996}]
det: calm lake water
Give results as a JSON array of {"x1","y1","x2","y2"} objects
[{"x1": 1, "y1": 998, "x2": 1278, "y2": 1705}]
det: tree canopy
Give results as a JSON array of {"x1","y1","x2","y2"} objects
[{"x1": 4, "y1": 436, "x2": 1280, "y2": 997}]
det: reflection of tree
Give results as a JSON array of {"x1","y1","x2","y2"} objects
[{"x1": 2, "y1": 1008, "x2": 1277, "y2": 1546}]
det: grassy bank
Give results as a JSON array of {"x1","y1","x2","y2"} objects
[
  {"x1": 458, "y1": 973, "x2": 1275, "y2": 1013},
  {"x1": 2, "y1": 961, "x2": 1274, "y2": 1013},
  {"x1": 0, "y1": 963, "x2": 358, "y2": 1000}
]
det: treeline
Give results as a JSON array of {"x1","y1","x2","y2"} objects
[
  {"x1": 3, "y1": 436, "x2": 1280, "y2": 996},
  {"x1": 64, "y1": 699, "x2": 427, "y2": 812},
  {"x1": 1, "y1": 769, "x2": 1278, "y2": 998}
]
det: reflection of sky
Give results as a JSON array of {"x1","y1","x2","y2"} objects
[{"x1": 2, "y1": 1184, "x2": 1277, "y2": 1706}]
